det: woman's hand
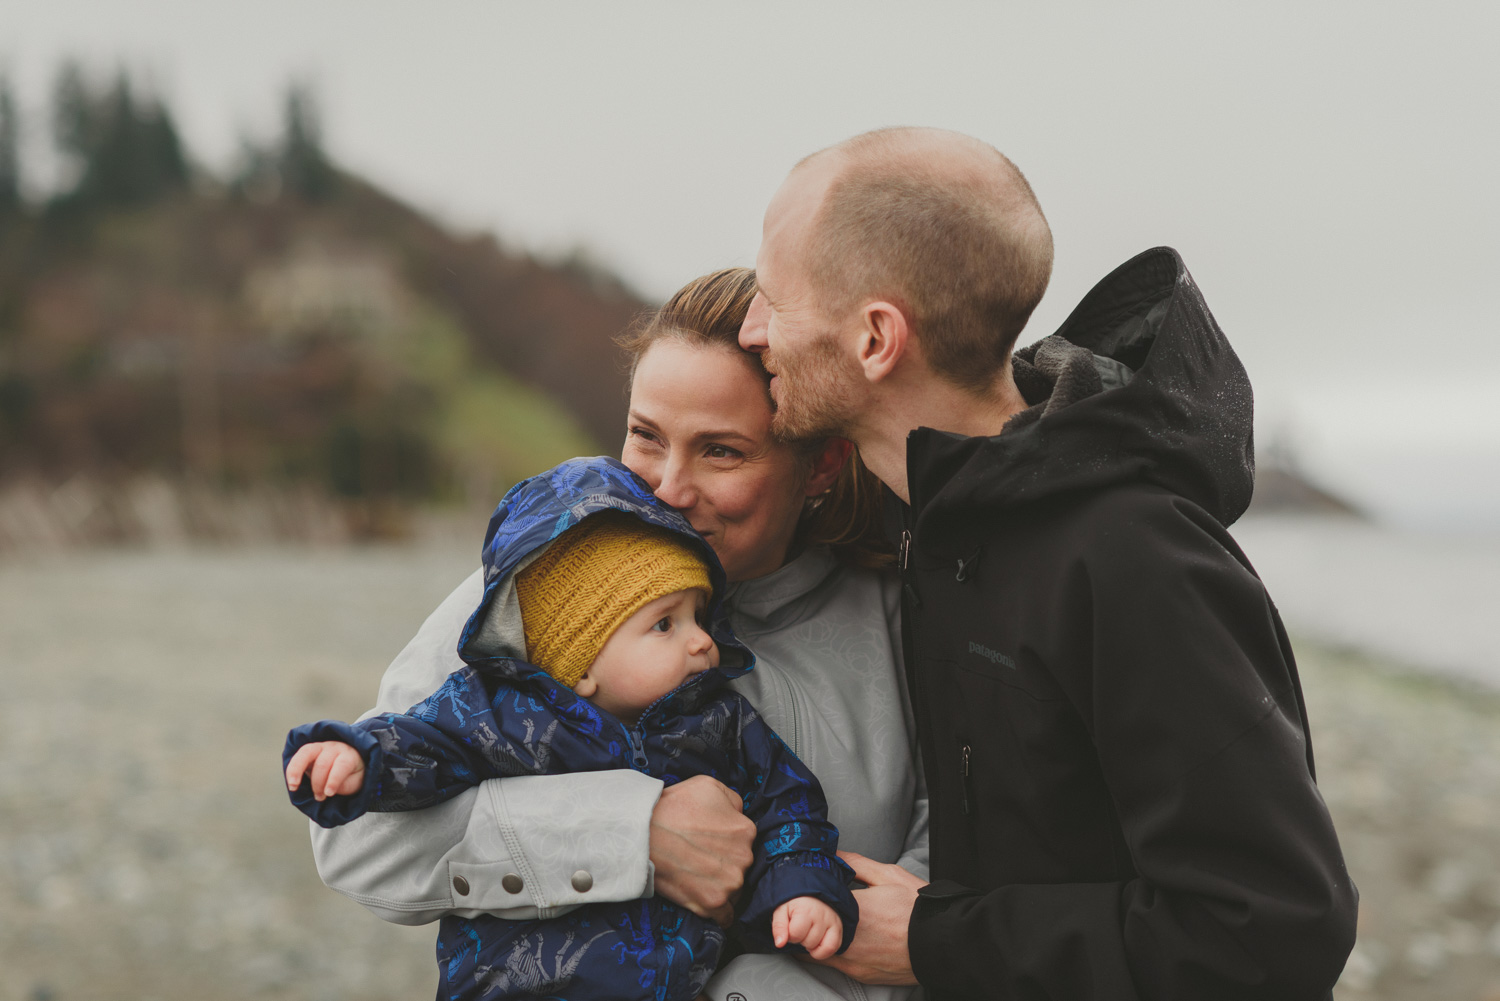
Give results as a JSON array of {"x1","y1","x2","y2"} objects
[
  {"x1": 808, "y1": 851, "x2": 924, "y2": 985},
  {"x1": 649, "y1": 774, "x2": 756, "y2": 927}
]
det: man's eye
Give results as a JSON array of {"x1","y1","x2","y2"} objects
[{"x1": 652, "y1": 617, "x2": 672, "y2": 633}]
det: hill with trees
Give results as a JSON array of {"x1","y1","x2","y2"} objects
[{"x1": 0, "y1": 66, "x2": 648, "y2": 544}]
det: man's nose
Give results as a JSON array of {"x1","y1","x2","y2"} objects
[{"x1": 739, "y1": 292, "x2": 770, "y2": 353}]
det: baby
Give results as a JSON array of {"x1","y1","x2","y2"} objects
[{"x1": 283, "y1": 457, "x2": 857, "y2": 1001}]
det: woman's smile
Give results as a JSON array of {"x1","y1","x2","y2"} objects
[{"x1": 622, "y1": 338, "x2": 813, "y2": 582}]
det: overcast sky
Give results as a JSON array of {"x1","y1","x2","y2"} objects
[{"x1": 3, "y1": 1, "x2": 1496, "y2": 527}]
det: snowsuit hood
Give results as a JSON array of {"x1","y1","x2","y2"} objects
[
  {"x1": 457, "y1": 456, "x2": 753, "y2": 705},
  {"x1": 908, "y1": 246, "x2": 1255, "y2": 548}
]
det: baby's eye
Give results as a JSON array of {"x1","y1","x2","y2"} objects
[{"x1": 652, "y1": 616, "x2": 672, "y2": 633}]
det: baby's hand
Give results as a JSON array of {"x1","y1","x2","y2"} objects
[
  {"x1": 285, "y1": 741, "x2": 365, "y2": 801},
  {"x1": 771, "y1": 895, "x2": 843, "y2": 960}
]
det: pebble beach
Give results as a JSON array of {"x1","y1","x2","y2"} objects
[{"x1": 2, "y1": 538, "x2": 1498, "y2": 1000}]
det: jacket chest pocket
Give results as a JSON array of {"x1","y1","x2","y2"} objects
[
  {"x1": 920, "y1": 654, "x2": 1100, "y2": 879},
  {"x1": 943, "y1": 661, "x2": 1108, "y2": 877},
  {"x1": 955, "y1": 644, "x2": 1066, "y2": 702},
  {"x1": 915, "y1": 587, "x2": 1066, "y2": 704},
  {"x1": 939, "y1": 654, "x2": 1080, "y2": 778}
]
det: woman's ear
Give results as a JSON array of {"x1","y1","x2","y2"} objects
[
  {"x1": 573, "y1": 673, "x2": 598, "y2": 698},
  {"x1": 804, "y1": 438, "x2": 853, "y2": 497}
]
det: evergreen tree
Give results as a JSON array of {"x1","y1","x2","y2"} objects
[
  {"x1": 280, "y1": 83, "x2": 337, "y2": 201},
  {"x1": 52, "y1": 63, "x2": 189, "y2": 209},
  {"x1": 0, "y1": 74, "x2": 20, "y2": 212}
]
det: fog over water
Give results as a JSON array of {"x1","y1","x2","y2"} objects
[
  {"x1": 1234, "y1": 515, "x2": 1500, "y2": 690},
  {"x1": 1, "y1": 0, "x2": 1495, "y2": 528}
]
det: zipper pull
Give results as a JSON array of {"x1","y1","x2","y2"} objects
[
  {"x1": 955, "y1": 546, "x2": 982, "y2": 583},
  {"x1": 625, "y1": 727, "x2": 649, "y2": 770},
  {"x1": 900, "y1": 530, "x2": 922, "y2": 607},
  {"x1": 961, "y1": 744, "x2": 973, "y2": 815}
]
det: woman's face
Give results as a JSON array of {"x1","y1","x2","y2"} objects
[{"x1": 622, "y1": 338, "x2": 814, "y2": 583}]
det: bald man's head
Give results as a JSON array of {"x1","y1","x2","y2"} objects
[{"x1": 795, "y1": 127, "x2": 1053, "y2": 390}]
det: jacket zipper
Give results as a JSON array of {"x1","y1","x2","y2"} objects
[
  {"x1": 622, "y1": 724, "x2": 650, "y2": 770},
  {"x1": 896, "y1": 514, "x2": 924, "y2": 741},
  {"x1": 961, "y1": 743, "x2": 973, "y2": 816},
  {"x1": 900, "y1": 530, "x2": 922, "y2": 608},
  {"x1": 616, "y1": 661, "x2": 718, "y2": 771},
  {"x1": 776, "y1": 667, "x2": 802, "y2": 756}
]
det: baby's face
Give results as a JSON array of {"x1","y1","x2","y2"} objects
[{"x1": 574, "y1": 588, "x2": 719, "y2": 724}]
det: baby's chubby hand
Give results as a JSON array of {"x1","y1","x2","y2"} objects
[
  {"x1": 771, "y1": 895, "x2": 843, "y2": 960},
  {"x1": 285, "y1": 741, "x2": 365, "y2": 801}
]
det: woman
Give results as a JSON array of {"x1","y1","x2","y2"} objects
[{"x1": 311, "y1": 269, "x2": 927, "y2": 1001}]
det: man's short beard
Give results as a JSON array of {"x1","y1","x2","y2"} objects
[{"x1": 764, "y1": 338, "x2": 859, "y2": 443}]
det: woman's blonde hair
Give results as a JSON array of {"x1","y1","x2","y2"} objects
[{"x1": 616, "y1": 267, "x2": 894, "y2": 570}]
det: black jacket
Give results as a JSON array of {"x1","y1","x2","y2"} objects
[{"x1": 896, "y1": 248, "x2": 1357, "y2": 1000}]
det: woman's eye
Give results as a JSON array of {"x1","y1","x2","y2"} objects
[
  {"x1": 652, "y1": 617, "x2": 672, "y2": 633},
  {"x1": 628, "y1": 427, "x2": 661, "y2": 445},
  {"x1": 704, "y1": 444, "x2": 739, "y2": 460}
]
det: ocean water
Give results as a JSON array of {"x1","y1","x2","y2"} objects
[{"x1": 1231, "y1": 514, "x2": 1500, "y2": 691}]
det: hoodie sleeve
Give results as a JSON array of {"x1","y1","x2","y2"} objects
[
  {"x1": 308, "y1": 571, "x2": 660, "y2": 925},
  {"x1": 907, "y1": 495, "x2": 1356, "y2": 1001},
  {"x1": 730, "y1": 697, "x2": 860, "y2": 955}
]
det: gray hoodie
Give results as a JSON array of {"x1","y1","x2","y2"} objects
[{"x1": 311, "y1": 546, "x2": 927, "y2": 999}]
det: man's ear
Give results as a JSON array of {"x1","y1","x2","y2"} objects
[
  {"x1": 804, "y1": 438, "x2": 853, "y2": 497},
  {"x1": 573, "y1": 673, "x2": 598, "y2": 698},
  {"x1": 857, "y1": 301, "x2": 912, "y2": 384}
]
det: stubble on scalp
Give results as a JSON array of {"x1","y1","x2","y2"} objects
[{"x1": 794, "y1": 127, "x2": 1054, "y2": 394}]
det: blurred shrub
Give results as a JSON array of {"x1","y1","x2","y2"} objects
[{"x1": 0, "y1": 61, "x2": 638, "y2": 520}]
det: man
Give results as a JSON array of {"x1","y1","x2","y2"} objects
[{"x1": 736, "y1": 127, "x2": 1357, "y2": 999}]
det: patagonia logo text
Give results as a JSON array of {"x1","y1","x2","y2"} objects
[{"x1": 969, "y1": 641, "x2": 1016, "y2": 669}]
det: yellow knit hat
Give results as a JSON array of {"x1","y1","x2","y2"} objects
[{"x1": 514, "y1": 510, "x2": 712, "y2": 689}]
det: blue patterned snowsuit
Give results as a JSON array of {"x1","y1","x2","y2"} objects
[{"x1": 285, "y1": 456, "x2": 858, "y2": 1001}]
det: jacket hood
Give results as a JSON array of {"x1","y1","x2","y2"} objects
[
  {"x1": 908, "y1": 247, "x2": 1255, "y2": 545},
  {"x1": 458, "y1": 456, "x2": 753, "y2": 701}
]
